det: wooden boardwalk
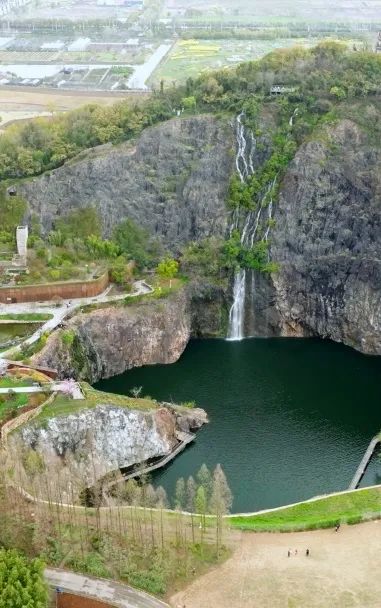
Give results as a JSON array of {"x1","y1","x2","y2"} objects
[
  {"x1": 348, "y1": 436, "x2": 380, "y2": 490},
  {"x1": 103, "y1": 431, "x2": 195, "y2": 492}
]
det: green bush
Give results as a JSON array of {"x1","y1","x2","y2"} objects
[
  {"x1": 61, "y1": 329, "x2": 75, "y2": 347},
  {"x1": 0, "y1": 548, "x2": 48, "y2": 608}
]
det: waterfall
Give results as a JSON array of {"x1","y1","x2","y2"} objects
[
  {"x1": 289, "y1": 107, "x2": 299, "y2": 127},
  {"x1": 227, "y1": 268, "x2": 246, "y2": 341},
  {"x1": 264, "y1": 177, "x2": 277, "y2": 242},
  {"x1": 264, "y1": 198, "x2": 273, "y2": 242},
  {"x1": 227, "y1": 114, "x2": 257, "y2": 341},
  {"x1": 235, "y1": 112, "x2": 249, "y2": 182},
  {"x1": 248, "y1": 132, "x2": 256, "y2": 174}
]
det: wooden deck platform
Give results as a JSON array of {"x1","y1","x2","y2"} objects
[
  {"x1": 348, "y1": 436, "x2": 380, "y2": 490},
  {"x1": 103, "y1": 431, "x2": 195, "y2": 492}
]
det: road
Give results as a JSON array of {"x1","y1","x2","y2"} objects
[
  {"x1": 127, "y1": 44, "x2": 172, "y2": 90},
  {"x1": 0, "y1": 280, "x2": 153, "y2": 359},
  {"x1": 45, "y1": 568, "x2": 169, "y2": 608}
]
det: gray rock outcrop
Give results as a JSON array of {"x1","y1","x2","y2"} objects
[
  {"x1": 24, "y1": 114, "x2": 381, "y2": 358},
  {"x1": 12, "y1": 403, "x2": 207, "y2": 492},
  {"x1": 269, "y1": 119, "x2": 381, "y2": 354},
  {"x1": 33, "y1": 290, "x2": 192, "y2": 382},
  {"x1": 21, "y1": 116, "x2": 233, "y2": 252}
]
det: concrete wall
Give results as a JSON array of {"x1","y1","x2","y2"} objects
[{"x1": 0, "y1": 272, "x2": 109, "y2": 304}]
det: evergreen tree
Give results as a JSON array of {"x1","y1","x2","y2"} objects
[
  {"x1": 155, "y1": 486, "x2": 169, "y2": 509},
  {"x1": 210, "y1": 464, "x2": 233, "y2": 556},
  {"x1": 196, "y1": 464, "x2": 212, "y2": 508},
  {"x1": 174, "y1": 477, "x2": 186, "y2": 510},
  {"x1": 195, "y1": 486, "x2": 207, "y2": 525},
  {"x1": 210, "y1": 464, "x2": 233, "y2": 515},
  {"x1": 186, "y1": 475, "x2": 197, "y2": 512}
]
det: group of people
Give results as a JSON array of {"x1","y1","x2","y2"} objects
[
  {"x1": 287, "y1": 548, "x2": 309, "y2": 557},
  {"x1": 287, "y1": 523, "x2": 341, "y2": 558}
]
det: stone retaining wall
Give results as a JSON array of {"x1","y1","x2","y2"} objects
[{"x1": 0, "y1": 271, "x2": 109, "y2": 304}]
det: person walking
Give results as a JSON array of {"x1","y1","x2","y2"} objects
[
  {"x1": 335, "y1": 523, "x2": 340, "y2": 532},
  {"x1": 287, "y1": 550, "x2": 291, "y2": 557},
  {"x1": 306, "y1": 548, "x2": 309, "y2": 557}
]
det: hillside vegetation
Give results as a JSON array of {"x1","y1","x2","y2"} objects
[{"x1": 0, "y1": 42, "x2": 380, "y2": 184}]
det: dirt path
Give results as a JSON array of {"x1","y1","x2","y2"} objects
[{"x1": 171, "y1": 521, "x2": 381, "y2": 608}]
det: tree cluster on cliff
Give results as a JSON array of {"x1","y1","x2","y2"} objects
[{"x1": 0, "y1": 42, "x2": 380, "y2": 183}]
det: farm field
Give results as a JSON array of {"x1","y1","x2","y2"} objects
[
  {"x1": 0, "y1": 88, "x2": 149, "y2": 130},
  {"x1": 0, "y1": 47, "x2": 152, "y2": 65},
  {"x1": 151, "y1": 37, "x2": 335, "y2": 86}
]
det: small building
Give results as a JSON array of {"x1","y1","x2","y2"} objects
[
  {"x1": 40, "y1": 40, "x2": 65, "y2": 51},
  {"x1": 270, "y1": 85, "x2": 297, "y2": 96}
]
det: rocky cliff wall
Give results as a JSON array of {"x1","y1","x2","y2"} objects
[
  {"x1": 20, "y1": 116, "x2": 233, "y2": 252},
  {"x1": 33, "y1": 290, "x2": 192, "y2": 382},
  {"x1": 22, "y1": 113, "x2": 381, "y2": 357},
  {"x1": 268, "y1": 119, "x2": 381, "y2": 354},
  {"x1": 10, "y1": 403, "x2": 207, "y2": 496}
]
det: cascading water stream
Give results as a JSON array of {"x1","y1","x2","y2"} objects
[
  {"x1": 289, "y1": 107, "x2": 299, "y2": 127},
  {"x1": 227, "y1": 114, "x2": 257, "y2": 341},
  {"x1": 264, "y1": 176, "x2": 277, "y2": 242},
  {"x1": 235, "y1": 112, "x2": 249, "y2": 182},
  {"x1": 227, "y1": 269, "x2": 246, "y2": 341},
  {"x1": 227, "y1": 118, "x2": 278, "y2": 340}
]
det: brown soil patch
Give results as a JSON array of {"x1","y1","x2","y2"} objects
[
  {"x1": 57, "y1": 592, "x2": 116, "y2": 608},
  {"x1": 0, "y1": 87, "x2": 149, "y2": 114},
  {"x1": 171, "y1": 521, "x2": 381, "y2": 608}
]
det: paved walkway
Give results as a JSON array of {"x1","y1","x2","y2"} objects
[
  {"x1": 45, "y1": 568, "x2": 169, "y2": 608},
  {"x1": 0, "y1": 381, "x2": 84, "y2": 399},
  {"x1": 127, "y1": 44, "x2": 172, "y2": 90},
  {"x1": 0, "y1": 280, "x2": 153, "y2": 359}
]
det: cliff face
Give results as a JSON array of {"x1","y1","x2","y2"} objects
[
  {"x1": 24, "y1": 114, "x2": 381, "y2": 357},
  {"x1": 21, "y1": 116, "x2": 233, "y2": 252},
  {"x1": 12, "y1": 403, "x2": 207, "y2": 493},
  {"x1": 268, "y1": 119, "x2": 381, "y2": 354},
  {"x1": 33, "y1": 290, "x2": 192, "y2": 382}
]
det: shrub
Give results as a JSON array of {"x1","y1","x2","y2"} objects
[
  {"x1": 0, "y1": 548, "x2": 48, "y2": 608},
  {"x1": 61, "y1": 329, "x2": 75, "y2": 347}
]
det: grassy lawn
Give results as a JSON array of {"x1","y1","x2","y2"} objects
[
  {"x1": 0, "y1": 313, "x2": 52, "y2": 321},
  {"x1": 33, "y1": 384, "x2": 158, "y2": 423},
  {"x1": 228, "y1": 486, "x2": 381, "y2": 531},
  {"x1": 0, "y1": 373, "x2": 47, "y2": 424},
  {"x1": 0, "y1": 376, "x2": 34, "y2": 389},
  {"x1": 0, "y1": 392, "x2": 29, "y2": 421}
]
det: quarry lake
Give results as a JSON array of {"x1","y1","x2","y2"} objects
[{"x1": 96, "y1": 338, "x2": 381, "y2": 513}]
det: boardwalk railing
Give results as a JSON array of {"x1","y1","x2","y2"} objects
[
  {"x1": 348, "y1": 436, "x2": 380, "y2": 490},
  {"x1": 102, "y1": 431, "x2": 195, "y2": 492}
]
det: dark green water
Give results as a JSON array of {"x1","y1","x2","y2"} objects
[{"x1": 96, "y1": 338, "x2": 381, "y2": 513}]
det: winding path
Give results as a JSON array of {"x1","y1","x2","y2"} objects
[
  {"x1": 45, "y1": 568, "x2": 169, "y2": 608},
  {"x1": 0, "y1": 280, "x2": 153, "y2": 359}
]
